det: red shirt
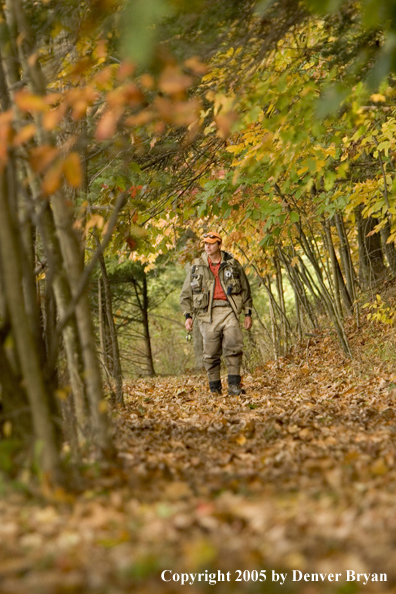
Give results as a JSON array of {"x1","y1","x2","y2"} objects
[{"x1": 208, "y1": 258, "x2": 227, "y2": 301}]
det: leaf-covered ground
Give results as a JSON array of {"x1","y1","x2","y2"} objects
[{"x1": 1, "y1": 325, "x2": 396, "y2": 594}]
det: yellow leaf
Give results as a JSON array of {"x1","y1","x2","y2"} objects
[
  {"x1": 55, "y1": 389, "x2": 68, "y2": 401},
  {"x1": 236, "y1": 434, "x2": 246, "y2": 445},
  {"x1": 99, "y1": 399, "x2": 109, "y2": 413},
  {"x1": 261, "y1": 132, "x2": 273, "y2": 150},
  {"x1": 226, "y1": 144, "x2": 243, "y2": 154},
  {"x1": 297, "y1": 167, "x2": 308, "y2": 175},
  {"x1": 85, "y1": 214, "x2": 104, "y2": 232},
  {"x1": 3, "y1": 421, "x2": 12, "y2": 437},
  {"x1": 370, "y1": 93, "x2": 386, "y2": 103},
  {"x1": 63, "y1": 153, "x2": 82, "y2": 188},
  {"x1": 371, "y1": 458, "x2": 387, "y2": 475}
]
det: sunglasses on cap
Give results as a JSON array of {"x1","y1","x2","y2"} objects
[{"x1": 203, "y1": 233, "x2": 220, "y2": 239}]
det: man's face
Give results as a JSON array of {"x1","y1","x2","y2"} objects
[{"x1": 204, "y1": 241, "x2": 221, "y2": 258}]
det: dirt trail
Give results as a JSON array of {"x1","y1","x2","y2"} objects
[{"x1": 1, "y1": 330, "x2": 396, "y2": 593}]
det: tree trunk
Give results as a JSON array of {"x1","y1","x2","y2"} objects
[
  {"x1": 355, "y1": 206, "x2": 386, "y2": 289},
  {"x1": 26, "y1": 182, "x2": 89, "y2": 442},
  {"x1": 323, "y1": 220, "x2": 352, "y2": 316},
  {"x1": 0, "y1": 173, "x2": 61, "y2": 479},
  {"x1": 380, "y1": 219, "x2": 396, "y2": 276},
  {"x1": 274, "y1": 255, "x2": 287, "y2": 354},
  {"x1": 141, "y1": 273, "x2": 156, "y2": 376},
  {"x1": 266, "y1": 275, "x2": 279, "y2": 359},
  {"x1": 98, "y1": 253, "x2": 124, "y2": 406},
  {"x1": 277, "y1": 247, "x2": 318, "y2": 329},
  {"x1": 295, "y1": 222, "x2": 352, "y2": 357},
  {"x1": 334, "y1": 212, "x2": 356, "y2": 303}
]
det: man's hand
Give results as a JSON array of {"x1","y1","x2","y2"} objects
[
  {"x1": 244, "y1": 316, "x2": 252, "y2": 330},
  {"x1": 185, "y1": 318, "x2": 193, "y2": 332}
]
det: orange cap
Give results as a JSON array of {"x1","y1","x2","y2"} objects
[{"x1": 202, "y1": 231, "x2": 222, "y2": 244}]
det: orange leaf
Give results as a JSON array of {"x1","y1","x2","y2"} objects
[
  {"x1": 159, "y1": 67, "x2": 192, "y2": 95},
  {"x1": 184, "y1": 56, "x2": 208, "y2": 75},
  {"x1": 0, "y1": 111, "x2": 13, "y2": 172},
  {"x1": 139, "y1": 74, "x2": 154, "y2": 89},
  {"x1": 215, "y1": 111, "x2": 238, "y2": 139},
  {"x1": 29, "y1": 145, "x2": 59, "y2": 173},
  {"x1": 14, "y1": 90, "x2": 48, "y2": 113},
  {"x1": 116, "y1": 61, "x2": 135, "y2": 81},
  {"x1": 13, "y1": 124, "x2": 36, "y2": 146},
  {"x1": 106, "y1": 84, "x2": 143, "y2": 108},
  {"x1": 95, "y1": 108, "x2": 123, "y2": 140},
  {"x1": 170, "y1": 99, "x2": 201, "y2": 126},
  {"x1": 43, "y1": 103, "x2": 67, "y2": 131},
  {"x1": 125, "y1": 111, "x2": 155, "y2": 126},
  {"x1": 71, "y1": 100, "x2": 89, "y2": 121},
  {"x1": 63, "y1": 153, "x2": 82, "y2": 188},
  {"x1": 93, "y1": 65, "x2": 115, "y2": 88},
  {"x1": 42, "y1": 161, "x2": 63, "y2": 195},
  {"x1": 43, "y1": 92, "x2": 63, "y2": 105}
]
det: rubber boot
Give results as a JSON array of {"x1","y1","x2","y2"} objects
[
  {"x1": 209, "y1": 380, "x2": 222, "y2": 395},
  {"x1": 228, "y1": 374, "x2": 243, "y2": 396}
]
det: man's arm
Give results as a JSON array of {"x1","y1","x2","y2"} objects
[
  {"x1": 238, "y1": 262, "x2": 253, "y2": 329},
  {"x1": 180, "y1": 268, "x2": 193, "y2": 329}
]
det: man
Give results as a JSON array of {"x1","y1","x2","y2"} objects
[{"x1": 180, "y1": 231, "x2": 252, "y2": 396}]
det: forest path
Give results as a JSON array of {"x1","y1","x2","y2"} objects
[{"x1": 1, "y1": 328, "x2": 396, "y2": 593}]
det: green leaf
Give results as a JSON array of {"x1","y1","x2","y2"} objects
[
  {"x1": 121, "y1": 0, "x2": 171, "y2": 66},
  {"x1": 130, "y1": 162, "x2": 142, "y2": 173},
  {"x1": 304, "y1": 0, "x2": 344, "y2": 14}
]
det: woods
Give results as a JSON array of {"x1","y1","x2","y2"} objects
[{"x1": 2, "y1": 0, "x2": 396, "y2": 591}]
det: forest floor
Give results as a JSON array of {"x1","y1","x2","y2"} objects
[{"x1": 1, "y1": 320, "x2": 396, "y2": 594}]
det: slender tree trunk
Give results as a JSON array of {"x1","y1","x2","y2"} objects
[
  {"x1": 274, "y1": 185, "x2": 351, "y2": 355},
  {"x1": 323, "y1": 220, "x2": 352, "y2": 316},
  {"x1": 26, "y1": 182, "x2": 89, "y2": 442},
  {"x1": 355, "y1": 206, "x2": 386, "y2": 289},
  {"x1": 98, "y1": 253, "x2": 124, "y2": 406},
  {"x1": 380, "y1": 219, "x2": 396, "y2": 276},
  {"x1": 0, "y1": 173, "x2": 61, "y2": 478},
  {"x1": 323, "y1": 221, "x2": 342, "y2": 317},
  {"x1": 335, "y1": 212, "x2": 356, "y2": 303},
  {"x1": 98, "y1": 277, "x2": 114, "y2": 397},
  {"x1": 274, "y1": 255, "x2": 287, "y2": 354},
  {"x1": 295, "y1": 222, "x2": 352, "y2": 357},
  {"x1": 141, "y1": 273, "x2": 156, "y2": 376},
  {"x1": 266, "y1": 275, "x2": 279, "y2": 359},
  {"x1": 277, "y1": 248, "x2": 318, "y2": 329},
  {"x1": 51, "y1": 193, "x2": 112, "y2": 449}
]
